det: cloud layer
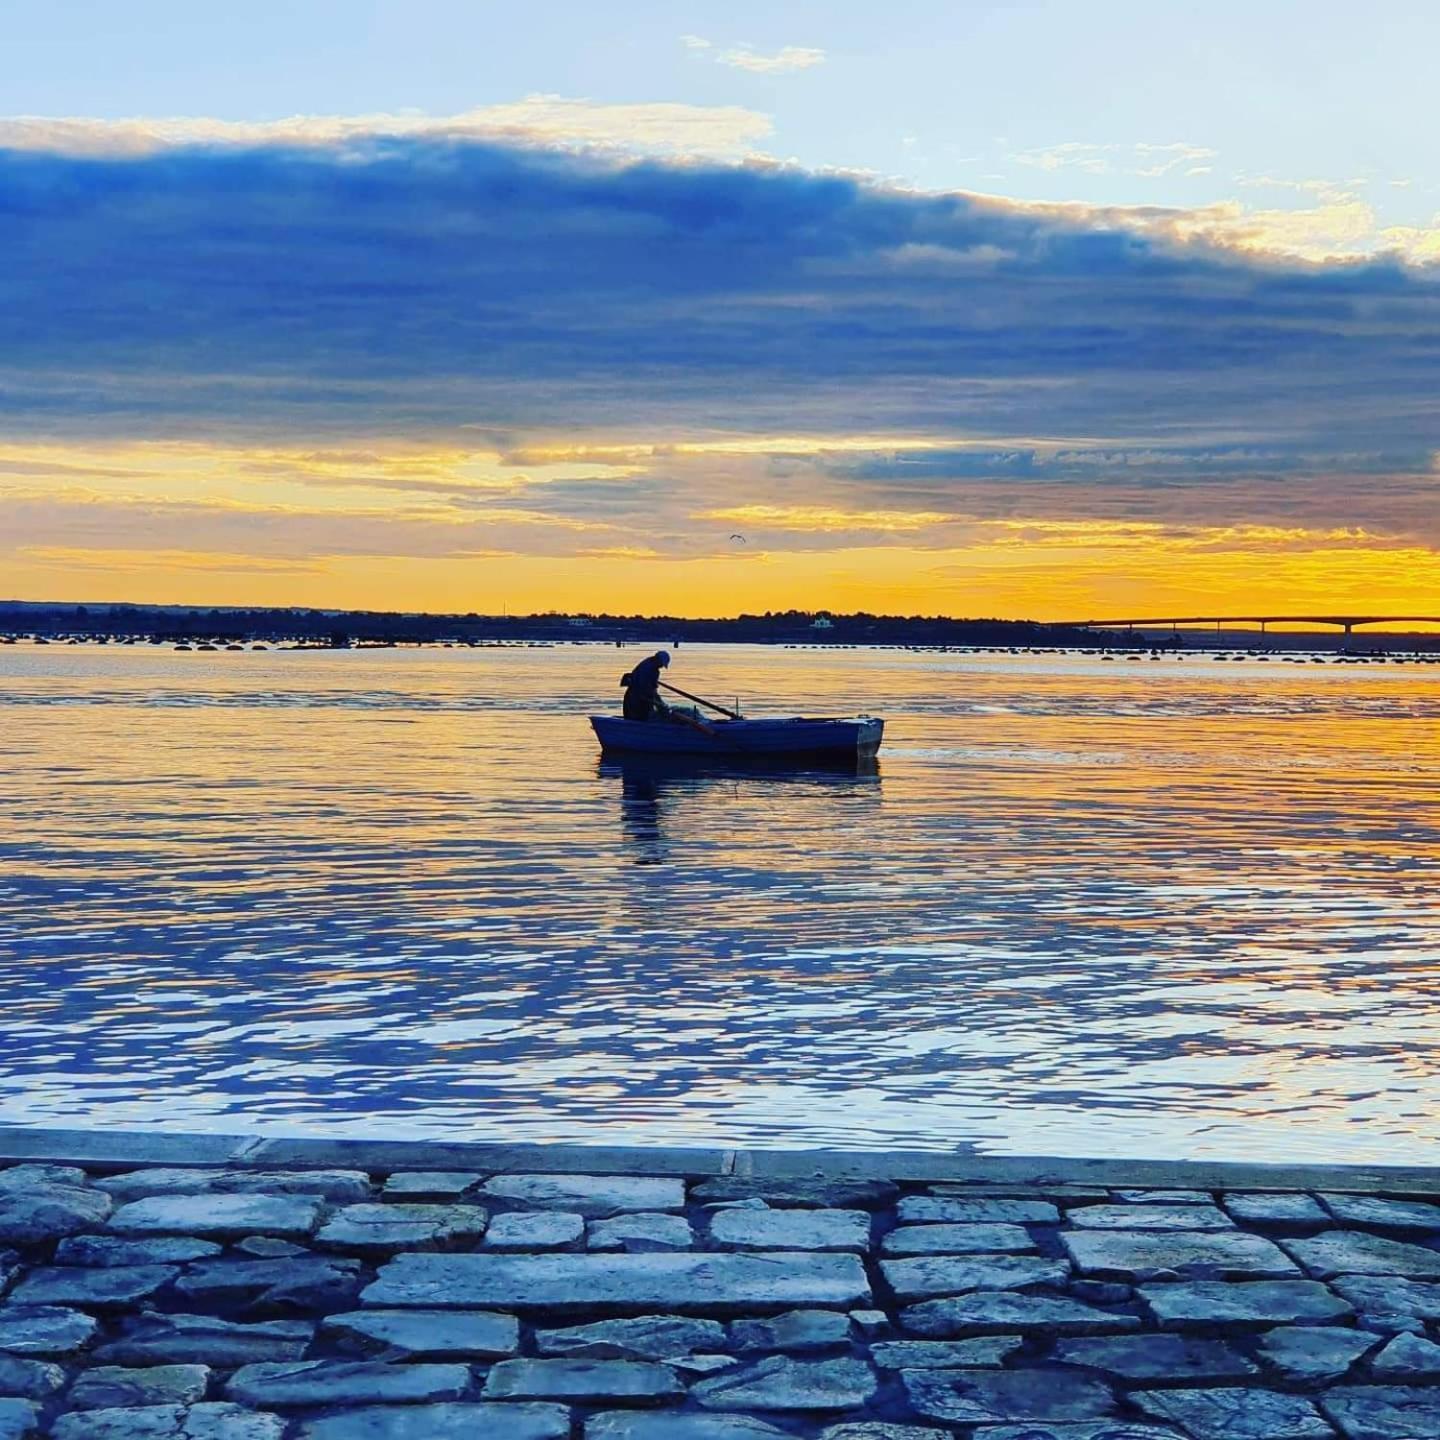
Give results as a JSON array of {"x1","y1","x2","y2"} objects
[
  {"x1": 2, "y1": 127, "x2": 1439, "y2": 613},
  {"x1": 4, "y1": 134, "x2": 1438, "y2": 446}
]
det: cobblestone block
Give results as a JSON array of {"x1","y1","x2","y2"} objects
[
  {"x1": 692, "y1": 1355, "x2": 877, "y2": 1410},
  {"x1": 710, "y1": 1209, "x2": 869, "y2": 1253},
  {"x1": 298, "y1": 1404, "x2": 570, "y2": 1440},
  {"x1": 108, "y1": 1196, "x2": 323, "y2": 1242},
  {"x1": 482, "y1": 1357, "x2": 683, "y2": 1404},
  {"x1": 881, "y1": 1254, "x2": 1069, "y2": 1301},
  {"x1": 485, "y1": 1213, "x2": 584, "y2": 1251},
  {"x1": 97, "y1": 1170, "x2": 370, "y2": 1203},
  {"x1": 225, "y1": 1360, "x2": 470, "y2": 1408},
  {"x1": 1063, "y1": 1229, "x2": 1299, "y2": 1280},
  {"x1": 321, "y1": 1308, "x2": 519, "y2": 1359},
  {"x1": 881, "y1": 1224, "x2": 1034, "y2": 1256},
  {"x1": 902, "y1": 1368, "x2": 1115, "y2": 1425},
  {"x1": 364, "y1": 1251, "x2": 871, "y2": 1313},
  {"x1": 481, "y1": 1176, "x2": 684, "y2": 1216}
]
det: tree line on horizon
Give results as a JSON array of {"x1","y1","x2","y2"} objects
[{"x1": 0, "y1": 600, "x2": 1098, "y2": 646}]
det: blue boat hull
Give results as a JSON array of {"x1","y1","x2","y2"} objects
[{"x1": 591, "y1": 715, "x2": 883, "y2": 761}]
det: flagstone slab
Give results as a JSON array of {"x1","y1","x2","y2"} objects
[
  {"x1": 588, "y1": 1416, "x2": 792, "y2": 1440},
  {"x1": 234, "y1": 1239, "x2": 306, "y2": 1260},
  {"x1": 1322, "y1": 1385, "x2": 1440, "y2": 1439},
  {"x1": 380, "y1": 1173, "x2": 485, "y2": 1202},
  {"x1": 1139, "y1": 1279, "x2": 1352, "y2": 1328},
  {"x1": 1114, "y1": 1191, "x2": 1214, "y2": 1205},
  {"x1": 96, "y1": 1170, "x2": 371, "y2": 1204},
  {"x1": 869, "y1": 1338, "x2": 1021, "y2": 1369},
  {"x1": 174, "y1": 1257, "x2": 364, "y2": 1311},
  {"x1": 483, "y1": 1358, "x2": 683, "y2": 1404},
  {"x1": 1052, "y1": 1333, "x2": 1258, "y2": 1382},
  {"x1": 316, "y1": 1205, "x2": 487, "y2": 1254},
  {"x1": 588, "y1": 1214, "x2": 693, "y2": 1252},
  {"x1": 972, "y1": 1427, "x2": 1184, "y2": 1440},
  {"x1": 1063, "y1": 1229, "x2": 1299, "y2": 1280},
  {"x1": 1132, "y1": 1386, "x2": 1332, "y2": 1439},
  {"x1": 94, "y1": 1315, "x2": 314, "y2": 1368},
  {"x1": 897, "y1": 1197, "x2": 1060, "y2": 1225},
  {"x1": 673, "y1": 1353, "x2": 739, "y2": 1375},
  {"x1": 321, "y1": 1308, "x2": 518, "y2": 1360},
  {"x1": 1258, "y1": 1326, "x2": 1379, "y2": 1384},
  {"x1": 226, "y1": 1360, "x2": 470, "y2": 1408},
  {"x1": 299, "y1": 1403, "x2": 571, "y2": 1440},
  {"x1": 691, "y1": 1179, "x2": 898, "y2": 1210},
  {"x1": 1223, "y1": 1194, "x2": 1329, "y2": 1226},
  {"x1": 484, "y1": 1212, "x2": 584, "y2": 1252},
  {"x1": 0, "y1": 1184, "x2": 113, "y2": 1245},
  {"x1": 821, "y1": 1427, "x2": 953, "y2": 1440},
  {"x1": 901, "y1": 1368, "x2": 1115, "y2": 1425},
  {"x1": 480, "y1": 1176, "x2": 683, "y2": 1217},
  {"x1": 364, "y1": 1251, "x2": 871, "y2": 1313},
  {"x1": 0, "y1": 1166, "x2": 89, "y2": 1192},
  {"x1": 1332, "y1": 1275, "x2": 1440, "y2": 1318},
  {"x1": 0, "y1": 1306, "x2": 99, "y2": 1357},
  {"x1": 108, "y1": 1196, "x2": 323, "y2": 1241},
  {"x1": 849, "y1": 1309, "x2": 889, "y2": 1336},
  {"x1": 0, "y1": 1399, "x2": 34, "y2": 1440},
  {"x1": 537, "y1": 1315, "x2": 725, "y2": 1360},
  {"x1": 881, "y1": 1225, "x2": 1034, "y2": 1256},
  {"x1": 9, "y1": 1266, "x2": 177, "y2": 1309},
  {"x1": 51, "y1": 1403, "x2": 285, "y2": 1439},
  {"x1": 1320, "y1": 1194, "x2": 1440, "y2": 1231},
  {"x1": 1369, "y1": 1331, "x2": 1440, "y2": 1378},
  {"x1": 882, "y1": 1255, "x2": 1069, "y2": 1302},
  {"x1": 1066, "y1": 1205, "x2": 1233, "y2": 1231},
  {"x1": 0, "y1": 1354, "x2": 64, "y2": 1399},
  {"x1": 68, "y1": 1365, "x2": 211, "y2": 1410},
  {"x1": 55, "y1": 1237, "x2": 222, "y2": 1268},
  {"x1": 692, "y1": 1354, "x2": 877, "y2": 1410},
  {"x1": 901, "y1": 1292, "x2": 1140, "y2": 1337},
  {"x1": 710, "y1": 1209, "x2": 870, "y2": 1253},
  {"x1": 730, "y1": 1309, "x2": 852, "y2": 1353},
  {"x1": 1284, "y1": 1231, "x2": 1440, "y2": 1278}
]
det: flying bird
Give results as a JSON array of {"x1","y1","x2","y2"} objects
[{"x1": 729, "y1": 533, "x2": 748, "y2": 543}]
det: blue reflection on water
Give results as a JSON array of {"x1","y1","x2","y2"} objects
[{"x1": 1, "y1": 641, "x2": 1439, "y2": 1160}]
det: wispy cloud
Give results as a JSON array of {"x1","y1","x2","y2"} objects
[
  {"x1": 1011, "y1": 141, "x2": 1218, "y2": 179},
  {"x1": 698, "y1": 504, "x2": 955, "y2": 533},
  {"x1": 682, "y1": 36, "x2": 826, "y2": 74},
  {"x1": 0, "y1": 95, "x2": 772, "y2": 161},
  {"x1": 718, "y1": 45, "x2": 826, "y2": 74}
]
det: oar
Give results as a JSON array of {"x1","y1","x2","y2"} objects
[{"x1": 660, "y1": 681, "x2": 742, "y2": 719}]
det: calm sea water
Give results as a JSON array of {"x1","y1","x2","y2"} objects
[{"x1": 2, "y1": 641, "x2": 1438, "y2": 1162}]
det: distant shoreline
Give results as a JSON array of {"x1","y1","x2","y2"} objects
[{"x1": 5, "y1": 600, "x2": 1440, "y2": 652}]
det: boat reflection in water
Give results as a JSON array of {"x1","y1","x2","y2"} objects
[{"x1": 602, "y1": 755, "x2": 882, "y2": 867}]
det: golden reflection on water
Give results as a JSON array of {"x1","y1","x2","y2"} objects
[{"x1": 1, "y1": 642, "x2": 1439, "y2": 1159}]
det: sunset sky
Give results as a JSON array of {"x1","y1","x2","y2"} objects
[{"x1": 4, "y1": 0, "x2": 1439, "y2": 619}]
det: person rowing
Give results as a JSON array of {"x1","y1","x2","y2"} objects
[{"x1": 620, "y1": 650, "x2": 671, "y2": 721}]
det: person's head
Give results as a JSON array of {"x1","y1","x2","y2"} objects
[{"x1": 656, "y1": 650, "x2": 671, "y2": 667}]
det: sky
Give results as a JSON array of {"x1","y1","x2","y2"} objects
[{"x1": 3, "y1": 0, "x2": 1439, "y2": 619}]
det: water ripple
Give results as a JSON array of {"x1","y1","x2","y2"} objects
[{"x1": 1, "y1": 642, "x2": 1438, "y2": 1160}]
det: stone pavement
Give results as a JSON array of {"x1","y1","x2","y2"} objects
[{"x1": 1, "y1": 1139, "x2": 1440, "y2": 1437}]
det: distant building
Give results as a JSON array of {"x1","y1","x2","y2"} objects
[{"x1": 812, "y1": 616, "x2": 834, "y2": 630}]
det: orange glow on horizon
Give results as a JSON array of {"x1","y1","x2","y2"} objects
[{"x1": 3, "y1": 436, "x2": 1439, "y2": 624}]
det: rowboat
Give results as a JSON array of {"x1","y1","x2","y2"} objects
[{"x1": 590, "y1": 714, "x2": 884, "y2": 762}]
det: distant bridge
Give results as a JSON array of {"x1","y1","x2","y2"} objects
[{"x1": 1051, "y1": 615, "x2": 1440, "y2": 636}]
